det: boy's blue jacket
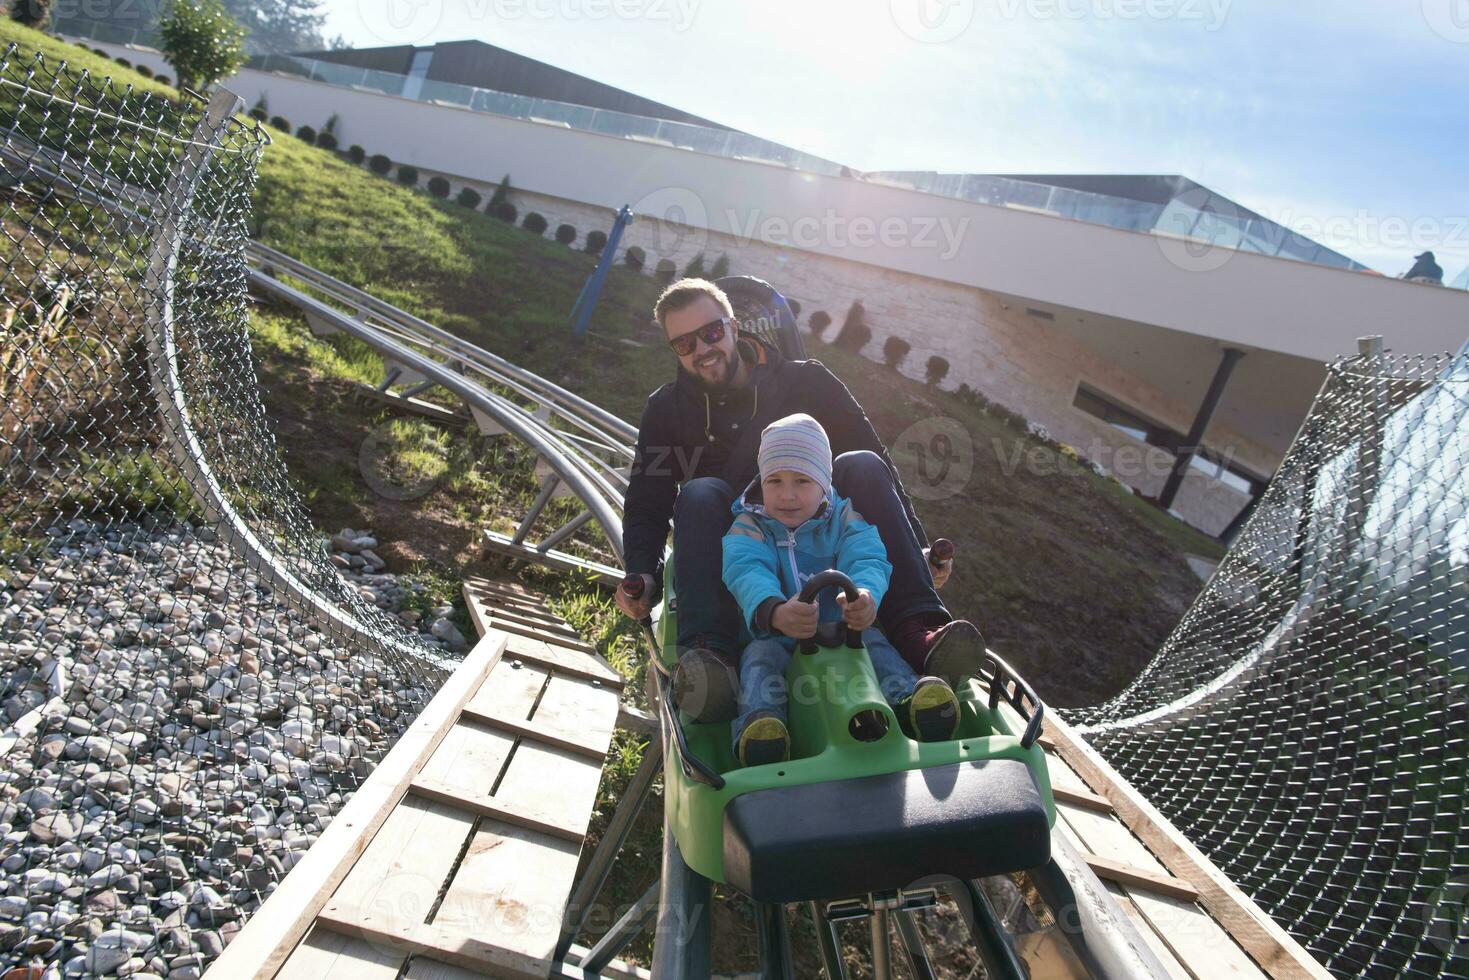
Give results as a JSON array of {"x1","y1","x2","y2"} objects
[{"x1": 722, "y1": 479, "x2": 892, "y2": 646}]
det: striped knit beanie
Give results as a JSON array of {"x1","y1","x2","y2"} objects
[{"x1": 758, "y1": 413, "x2": 832, "y2": 495}]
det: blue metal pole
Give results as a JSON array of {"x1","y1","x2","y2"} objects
[{"x1": 571, "y1": 204, "x2": 632, "y2": 338}]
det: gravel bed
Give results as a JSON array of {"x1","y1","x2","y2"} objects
[{"x1": 0, "y1": 521, "x2": 445, "y2": 978}]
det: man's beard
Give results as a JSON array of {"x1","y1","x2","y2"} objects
[{"x1": 691, "y1": 347, "x2": 740, "y2": 392}]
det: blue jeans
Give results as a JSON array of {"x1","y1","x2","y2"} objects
[{"x1": 731, "y1": 628, "x2": 919, "y2": 749}]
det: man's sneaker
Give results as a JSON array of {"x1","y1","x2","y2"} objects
[
  {"x1": 670, "y1": 647, "x2": 739, "y2": 723},
  {"x1": 737, "y1": 711, "x2": 791, "y2": 767},
  {"x1": 921, "y1": 620, "x2": 987, "y2": 689},
  {"x1": 901, "y1": 677, "x2": 960, "y2": 742}
]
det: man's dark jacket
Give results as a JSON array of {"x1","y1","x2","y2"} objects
[{"x1": 622, "y1": 337, "x2": 927, "y2": 580}]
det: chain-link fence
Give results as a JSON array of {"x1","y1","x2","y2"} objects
[
  {"x1": 0, "y1": 45, "x2": 451, "y2": 977},
  {"x1": 1070, "y1": 348, "x2": 1469, "y2": 979}
]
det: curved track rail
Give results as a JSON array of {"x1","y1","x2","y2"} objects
[{"x1": 244, "y1": 242, "x2": 633, "y2": 575}]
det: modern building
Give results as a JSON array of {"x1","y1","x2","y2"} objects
[
  {"x1": 299, "y1": 39, "x2": 732, "y2": 129},
  {"x1": 63, "y1": 31, "x2": 1469, "y2": 538}
]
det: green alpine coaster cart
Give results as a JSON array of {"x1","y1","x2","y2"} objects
[{"x1": 629, "y1": 276, "x2": 1061, "y2": 979}]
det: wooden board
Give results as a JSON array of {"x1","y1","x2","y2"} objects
[
  {"x1": 205, "y1": 634, "x2": 505, "y2": 980},
  {"x1": 1044, "y1": 717, "x2": 1333, "y2": 980},
  {"x1": 325, "y1": 796, "x2": 477, "y2": 928},
  {"x1": 463, "y1": 583, "x2": 624, "y2": 689},
  {"x1": 1049, "y1": 749, "x2": 1267, "y2": 979},
  {"x1": 208, "y1": 578, "x2": 635, "y2": 980},
  {"x1": 1104, "y1": 883, "x2": 1194, "y2": 980},
  {"x1": 489, "y1": 604, "x2": 586, "y2": 639},
  {"x1": 273, "y1": 923, "x2": 404, "y2": 980},
  {"x1": 1081, "y1": 853, "x2": 1202, "y2": 903},
  {"x1": 501, "y1": 632, "x2": 624, "y2": 688},
  {"x1": 493, "y1": 617, "x2": 602, "y2": 654},
  {"x1": 431, "y1": 818, "x2": 583, "y2": 967},
  {"x1": 355, "y1": 383, "x2": 469, "y2": 425}
]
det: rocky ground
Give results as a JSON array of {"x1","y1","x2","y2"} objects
[{"x1": 0, "y1": 521, "x2": 450, "y2": 978}]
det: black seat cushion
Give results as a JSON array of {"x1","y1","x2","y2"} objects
[{"x1": 722, "y1": 759, "x2": 1051, "y2": 903}]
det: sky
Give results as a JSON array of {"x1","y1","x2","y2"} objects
[{"x1": 318, "y1": 0, "x2": 1469, "y2": 280}]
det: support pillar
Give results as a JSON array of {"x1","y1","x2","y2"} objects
[{"x1": 1158, "y1": 347, "x2": 1245, "y2": 510}]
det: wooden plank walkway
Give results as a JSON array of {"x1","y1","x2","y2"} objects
[
  {"x1": 205, "y1": 581, "x2": 639, "y2": 980},
  {"x1": 999, "y1": 705, "x2": 1331, "y2": 980}
]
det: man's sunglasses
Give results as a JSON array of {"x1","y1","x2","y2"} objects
[{"x1": 667, "y1": 317, "x2": 730, "y2": 357}]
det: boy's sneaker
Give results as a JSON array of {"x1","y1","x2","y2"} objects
[
  {"x1": 919, "y1": 620, "x2": 987, "y2": 689},
  {"x1": 670, "y1": 647, "x2": 739, "y2": 723},
  {"x1": 902, "y1": 677, "x2": 960, "y2": 742},
  {"x1": 737, "y1": 711, "x2": 791, "y2": 767}
]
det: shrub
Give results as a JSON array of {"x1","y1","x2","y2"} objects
[
  {"x1": 93, "y1": 48, "x2": 109, "y2": 58},
  {"x1": 839, "y1": 321, "x2": 873, "y2": 355},
  {"x1": 926, "y1": 355, "x2": 951, "y2": 386},
  {"x1": 488, "y1": 174, "x2": 511, "y2": 210},
  {"x1": 809, "y1": 310, "x2": 832, "y2": 337},
  {"x1": 396, "y1": 165, "x2": 419, "y2": 186},
  {"x1": 492, "y1": 201, "x2": 517, "y2": 223},
  {"x1": 455, "y1": 187, "x2": 482, "y2": 209},
  {"x1": 655, "y1": 259, "x2": 677, "y2": 283},
  {"x1": 158, "y1": 0, "x2": 247, "y2": 92},
  {"x1": 427, "y1": 175, "x2": 450, "y2": 198},
  {"x1": 316, "y1": 131, "x2": 338, "y2": 151},
  {"x1": 882, "y1": 335, "x2": 911, "y2": 370},
  {"x1": 835, "y1": 300, "x2": 871, "y2": 354},
  {"x1": 683, "y1": 252, "x2": 707, "y2": 278},
  {"x1": 249, "y1": 107, "x2": 267, "y2": 122},
  {"x1": 10, "y1": 0, "x2": 52, "y2": 28},
  {"x1": 135, "y1": 64, "x2": 153, "y2": 78},
  {"x1": 115, "y1": 58, "x2": 132, "y2": 69},
  {"x1": 269, "y1": 115, "x2": 291, "y2": 132},
  {"x1": 296, "y1": 124, "x2": 316, "y2": 144},
  {"x1": 522, "y1": 212, "x2": 548, "y2": 235},
  {"x1": 710, "y1": 253, "x2": 730, "y2": 278},
  {"x1": 155, "y1": 75, "x2": 172, "y2": 86},
  {"x1": 624, "y1": 246, "x2": 646, "y2": 271},
  {"x1": 368, "y1": 153, "x2": 391, "y2": 175},
  {"x1": 348, "y1": 145, "x2": 366, "y2": 164},
  {"x1": 585, "y1": 230, "x2": 608, "y2": 254},
  {"x1": 555, "y1": 223, "x2": 576, "y2": 246}
]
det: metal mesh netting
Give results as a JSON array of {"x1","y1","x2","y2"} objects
[
  {"x1": 1069, "y1": 349, "x2": 1468, "y2": 979},
  {"x1": 0, "y1": 47, "x2": 449, "y2": 976}
]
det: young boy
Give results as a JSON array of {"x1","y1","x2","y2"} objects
[{"x1": 722, "y1": 413, "x2": 961, "y2": 766}]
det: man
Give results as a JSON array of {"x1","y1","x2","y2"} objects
[
  {"x1": 1403, "y1": 251, "x2": 1444, "y2": 285},
  {"x1": 615, "y1": 278, "x2": 984, "y2": 721}
]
